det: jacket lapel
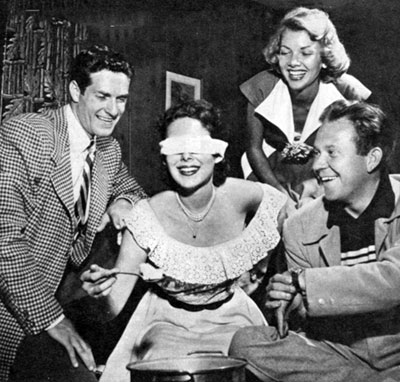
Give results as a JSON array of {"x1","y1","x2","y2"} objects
[
  {"x1": 49, "y1": 107, "x2": 112, "y2": 237},
  {"x1": 375, "y1": 175, "x2": 400, "y2": 256},
  {"x1": 302, "y1": 200, "x2": 342, "y2": 266},
  {"x1": 317, "y1": 225, "x2": 342, "y2": 266},
  {"x1": 49, "y1": 107, "x2": 75, "y2": 220}
]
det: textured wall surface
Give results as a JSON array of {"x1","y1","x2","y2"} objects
[
  {"x1": 80, "y1": 0, "x2": 273, "y2": 194},
  {"x1": 78, "y1": 0, "x2": 400, "y2": 194},
  {"x1": 2, "y1": 0, "x2": 400, "y2": 194}
]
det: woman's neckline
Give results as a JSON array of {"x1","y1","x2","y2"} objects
[
  {"x1": 144, "y1": 186, "x2": 266, "y2": 249},
  {"x1": 288, "y1": 78, "x2": 320, "y2": 106}
]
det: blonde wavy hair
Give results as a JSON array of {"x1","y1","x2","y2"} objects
[{"x1": 263, "y1": 7, "x2": 350, "y2": 81}]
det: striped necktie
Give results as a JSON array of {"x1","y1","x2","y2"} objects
[{"x1": 74, "y1": 140, "x2": 95, "y2": 239}]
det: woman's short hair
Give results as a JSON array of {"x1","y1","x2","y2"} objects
[
  {"x1": 158, "y1": 99, "x2": 229, "y2": 187},
  {"x1": 70, "y1": 45, "x2": 133, "y2": 93},
  {"x1": 263, "y1": 7, "x2": 350, "y2": 81},
  {"x1": 319, "y1": 100, "x2": 394, "y2": 169}
]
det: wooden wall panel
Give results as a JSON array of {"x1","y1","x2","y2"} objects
[
  {"x1": 1, "y1": 7, "x2": 87, "y2": 121},
  {"x1": 3, "y1": 0, "x2": 400, "y2": 194}
]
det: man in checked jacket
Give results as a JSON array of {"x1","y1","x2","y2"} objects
[{"x1": 0, "y1": 45, "x2": 147, "y2": 381}]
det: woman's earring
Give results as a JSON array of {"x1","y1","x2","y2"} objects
[
  {"x1": 322, "y1": 63, "x2": 327, "y2": 69},
  {"x1": 213, "y1": 154, "x2": 224, "y2": 164}
]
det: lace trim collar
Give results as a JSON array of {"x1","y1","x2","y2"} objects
[{"x1": 125, "y1": 184, "x2": 286, "y2": 284}]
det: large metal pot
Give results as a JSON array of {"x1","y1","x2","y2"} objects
[{"x1": 127, "y1": 354, "x2": 247, "y2": 382}]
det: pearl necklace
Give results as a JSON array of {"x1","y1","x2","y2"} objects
[
  {"x1": 175, "y1": 186, "x2": 216, "y2": 222},
  {"x1": 175, "y1": 187, "x2": 216, "y2": 239}
]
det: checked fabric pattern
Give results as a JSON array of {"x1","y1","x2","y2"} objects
[
  {"x1": 74, "y1": 140, "x2": 95, "y2": 239},
  {"x1": 0, "y1": 106, "x2": 147, "y2": 381}
]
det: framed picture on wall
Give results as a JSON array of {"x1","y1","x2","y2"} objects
[{"x1": 165, "y1": 71, "x2": 202, "y2": 109}]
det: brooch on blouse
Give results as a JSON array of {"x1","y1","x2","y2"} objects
[{"x1": 281, "y1": 142, "x2": 317, "y2": 165}]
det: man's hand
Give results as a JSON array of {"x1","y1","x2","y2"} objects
[
  {"x1": 97, "y1": 198, "x2": 133, "y2": 232},
  {"x1": 265, "y1": 271, "x2": 305, "y2": 338},
  {"x1": 47, "y1": 317, "x2": 96, "y2": 371},
  {"x1": 81, "y1": 264, "x2": 119, "y2": 298}
]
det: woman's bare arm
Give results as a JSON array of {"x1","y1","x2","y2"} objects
[
  {"x1": 246, "y1": 103, "x2": 286, "y2": 193},
  {"x1": 81, "y1": 229, "x2": 147, "y2": 319}
]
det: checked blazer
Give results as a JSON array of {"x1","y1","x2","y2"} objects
[{"x1": 0, "y1": 106, "x2": 147, "y2": 380}]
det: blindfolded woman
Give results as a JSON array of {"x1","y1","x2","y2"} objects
[{"x1": 81, "y1": 99, "x2": 287, "y2": 381}]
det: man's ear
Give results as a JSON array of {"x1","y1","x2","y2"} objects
[
  {"x1": 366, "y1": 147, "x2": 383, "y2": 173},
  {"x1": 69, "y1": 80, "x2": 81, "y2": 103}
]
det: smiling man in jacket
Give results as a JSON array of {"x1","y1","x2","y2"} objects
[
  {"x1": 230, "y1": 100, "x2": 400, "y2": 382},
  {"x1": 0, "y1": 45, "x2": 147, "y2": 381}
]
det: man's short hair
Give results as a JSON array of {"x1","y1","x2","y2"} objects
[
  {"x1": 69, "y1": 45, "x2": 133, "y2": 93},
  {"x1": 320, "y1": 99, "x2": 394, "y2": 169}
]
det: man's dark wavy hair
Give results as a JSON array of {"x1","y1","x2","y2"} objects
[
  {"x1": 319, "y1": 100, "x2": 394, "y2": 170},
  {"x1": 70, "y1": 45, "x2": 133, "y2": 93},
  {"x1": 158, "y1": 99, "x2": 229, "y2": 188}
]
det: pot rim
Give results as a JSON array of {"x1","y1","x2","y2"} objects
[{"x1": 126, "y1": 355, "x2": 247, "y2": 374}]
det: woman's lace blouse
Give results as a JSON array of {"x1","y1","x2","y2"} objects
[{"x1": 124, "y1": 183, "x2": 286, "y2": 305}]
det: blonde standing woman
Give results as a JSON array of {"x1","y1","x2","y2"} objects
[{"x1": 241, "y1": 7, "x2": 371, "y2": 209}]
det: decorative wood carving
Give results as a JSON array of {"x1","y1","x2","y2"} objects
[{"x1": 1, "y1": 3, "x2": 87, "y2": 121}]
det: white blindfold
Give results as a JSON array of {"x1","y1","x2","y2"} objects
[{"x1": 160, "y1": 136, "x2": 228, "y2": 159}]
